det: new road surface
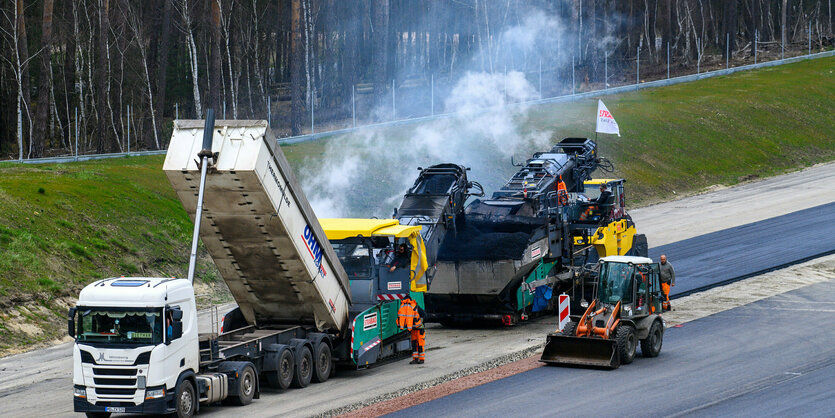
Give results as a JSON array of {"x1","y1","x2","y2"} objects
[
  {"x1": 650, "y1": 201, "x2": 835, "y2": 297},
  {"x1": 391, "y1": 280, "x2": 835, "y2": 417}
]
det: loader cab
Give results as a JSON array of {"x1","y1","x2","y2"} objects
[
  {"x1": 578, "y1": 179, "x2": 627, "y2": 221},
  {"x1": 598, "y1": 256, "x2": 660, "y2": 318}
]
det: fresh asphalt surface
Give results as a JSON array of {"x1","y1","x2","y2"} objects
[
  {"x1": 649, "y1": 201, "x2": 835, "y2": 297},
  {"x1": 391, "y1": 279, "x2": 835, "y2": 417}
]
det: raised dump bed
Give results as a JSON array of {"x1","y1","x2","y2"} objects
[{"x1": 164, "y1": 120, "x2": 351, "y2": 333}]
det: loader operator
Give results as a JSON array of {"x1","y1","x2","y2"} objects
[
  {"x1": 397, "y1": 295, "x2": 426, "y2": 364},
  {"x1": 659, "y1": 254, "x2": 676, "y2": 311}
]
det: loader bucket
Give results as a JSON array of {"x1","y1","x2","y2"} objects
[{"x1": 540, "y1": 333, "x2": 620, "y2": 369}]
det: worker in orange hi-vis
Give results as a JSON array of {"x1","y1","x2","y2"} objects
[
  {"x1": 659, "y1": 254, "x2": 676, "y2": 311},
  {"x1": 556, "y1": 175, "x2": 569, "y2": 206},
  {"x1": 396, "y1": 295, "x2": 426, "y2": 364}
]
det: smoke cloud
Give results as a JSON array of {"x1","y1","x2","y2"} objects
[{"x1": 298, "y1": 8, "x2": 572, "y2": 218}]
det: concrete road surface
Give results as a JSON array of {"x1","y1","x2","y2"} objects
[{"x1": 392, "y1": 279, "x2": 835, "y2": 417}]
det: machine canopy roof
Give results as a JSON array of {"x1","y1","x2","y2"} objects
[{"x1": 320, "y1": 218, "x2": 423, "y2": 240}]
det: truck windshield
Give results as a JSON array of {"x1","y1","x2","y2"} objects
[
  {"x1": 75, "y1": 308, "x2": 163, "y2": 345},
  {"x1": 598, "y1": 262, "x2": 634, "y2": 304}
]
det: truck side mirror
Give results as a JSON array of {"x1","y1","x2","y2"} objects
[
  {"x1": 171, "y1": 321, "x2": 183, "y2": 341},
  {"x1": 67, "y1": 307, "x2": 77, "y2": 338},
  {"x1": 171, "y1": 308, "x2": 183, "y2": 320}
]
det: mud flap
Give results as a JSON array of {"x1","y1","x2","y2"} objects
[{"x1": 540, "y1": 333, "x2": 620, "y2": 369}]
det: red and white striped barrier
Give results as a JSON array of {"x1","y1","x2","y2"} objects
[
  {"x1": 377, "y1": 293, "x2": 408, "y2": 301},
  {"x1": 558, "y1": 293, "x2": 570, "y2": 331}
]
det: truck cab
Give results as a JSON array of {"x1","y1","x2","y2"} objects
[{"x1": 69, "y1": 277, "x2": 198, "y2": 416}]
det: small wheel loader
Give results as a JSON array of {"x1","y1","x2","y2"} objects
[{"x1": 540, "y1": 256, "x2": 665, "y2": 369}]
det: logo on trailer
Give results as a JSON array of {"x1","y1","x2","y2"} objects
[
  {"x1": 302, "y1": 225, "x2": 327, "y2": 276},
  {"x1": 363, "y1": 312, "x2": 378, "y2": 331},
  {"x1": 328, "y1": 299, "x2": 336, "y2": 312},
  {"x1": 387, "y1": 281, "x2": 402, "y2": 291}
]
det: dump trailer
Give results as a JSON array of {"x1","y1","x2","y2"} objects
[
  {"x1": 422, "y1": 138, "x2": 648, "y2": 325},
  {"x1": 68, "y1": 119, "x2": 422, "y2": 418},
  {"x1": 540, "y1": 256, "x2": 665, "y2": 369}
]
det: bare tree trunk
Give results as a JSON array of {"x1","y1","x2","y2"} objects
[
  {"x1": 782, "y1": 0, "x2": 788, "y2": 52},
  {"x1": 96, "y1": 0, "x2": 112, "y2": 153},
  {"x1": 217, "y1": 0, "x2": 238, "y2": 118},
  {"x1": 32, "y1": 0, "x2": 55, "y2": 158},
  {"x1": 209, "y1": 0, "x2": 222, "y2": 113},
  {"x1": 154, "y1": 0, "x2": 173, "y2": 148},
  {"x1": 290, "y1": 0, "x2": 303, "y2": 135},
  {"x1": 15, "y1": 0, "x2": 33, "y2": 159},
  {"x1": 126, "y1": 2, "x2": 160, "y2": 149},
  {"x1": 177, "y1": 0, "x2": 202, "y2": 118},
  {"x1": 372, "y1": 0, "x2": 390, "y2": 105}
]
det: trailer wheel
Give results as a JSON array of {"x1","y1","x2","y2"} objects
[
  {"x1": 640, "y1": 320, "x2": 664, "y2": 358},
  {"x1": 292, "y1": 345, "x2": 313, "y2": 388},
  {"x1": 230, "y1": 364, "x2": 256, "y2": 405},
  {"x1": 312, "y1": 342, "x2": 332, "y2": 383},
  {"x1": 615, "y1": 324, "x2": 637, "y2": 365},
  {"x1": 263, "y1": 347, "x2": 294, "y2": 390},
  {"x1": 175, "y1": 380, "x2": 196, "y2": 418}
]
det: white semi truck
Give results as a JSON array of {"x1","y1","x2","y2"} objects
[{"x1": 69, "y1": 115, "x2": 424, "y2": 417}]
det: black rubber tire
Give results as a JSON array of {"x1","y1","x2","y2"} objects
[
  {"x1": 292, "y1": 345, "x2": 313, "y2": 388},
  {"x1": 85, "y1": 413, "x2": 111, "y2": 418},
  {"x1": 615, "y1": 325, "x2": 638, "y2": 365},
  {"x1": 175, "y1": 380, "x2": 196, "y2": 418},
  {"x1": 230, "y1": 364, "x2": 257, "y2": 406},
  {"x1": 640, "y1": 320, "x2": 664, "y2": 358},
  {"x1": 312, "y1": 342, "x2": 332, "y2": 383},
  {"x1": 561, "y1": 321, "x2": 577, "y2": 336},
  {"x1": 263, "y1": 346, "x2": 295, "y2": 390}
]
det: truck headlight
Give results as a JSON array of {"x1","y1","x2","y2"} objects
[
  {"x1": 73, "y1": 386, "x2": 87, "y2": 398},
  {"x1": 144, "y1": 387, "x2": 165, "y2": 400}
]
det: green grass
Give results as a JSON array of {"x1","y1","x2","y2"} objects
[{"x1": 0, "y1": 56, "x2": 834, "y2": 354}]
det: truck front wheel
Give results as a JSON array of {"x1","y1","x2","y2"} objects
[
  {"x1": 230, "y1": 364, "x2": 256, "y2": 405},
  {"x1": 175, "y1": 380, "x2": 196, "y2": 418}
]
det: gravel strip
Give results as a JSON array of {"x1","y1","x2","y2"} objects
[{"x1": 317, "y1": 344, "x2": 544, "y2": 417}]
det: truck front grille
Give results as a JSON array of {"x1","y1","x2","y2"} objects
[
  {"x1": 94, "y1": 377, "x2": 137, "y2": 386},
  {"x1": 93, "y1": 368, "x2": 136, "y2": 376},
  {"x1": 95, "y1": 388, "x2": 136, "y2": 396}
]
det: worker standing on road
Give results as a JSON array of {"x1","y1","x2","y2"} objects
[
  {"x1": 397, "y1": 295, "x2": 426, "y2": 364},
  {"x1": 659, "y1": 254, "x2": 676, "y2": 311}
]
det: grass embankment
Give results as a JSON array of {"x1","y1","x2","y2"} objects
[
  {"x1": 0, "y1": 56, "x2": 833, "y2": 356},
  {"x1": 0, "y1": 157, "x2": 225, "y2": 354}
]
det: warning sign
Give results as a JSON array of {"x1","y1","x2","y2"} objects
[
  {"x1": 530, "y1": 246, "x2": 542, "y2": 260},
  {"x1": 387, "y1": 281, "x2": 402, "y2": 291},
  {"x1": 363, "y1": 312, "x2": 378, "y2": 331}
]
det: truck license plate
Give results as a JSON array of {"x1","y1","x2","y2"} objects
[{"x1": 105, "y1": 407, "x2": 126, "y2": 413}]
